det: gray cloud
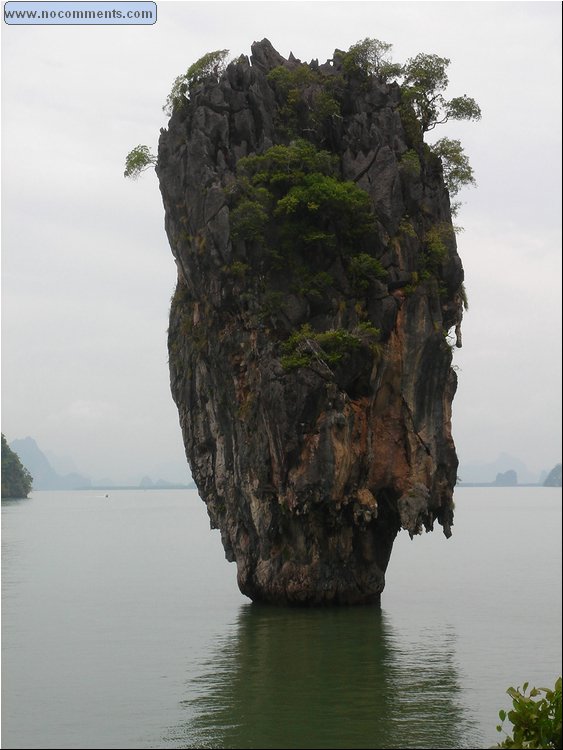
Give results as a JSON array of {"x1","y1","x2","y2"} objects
[{"x1": 2, "y1": 1, "x2": 561, "y2": 482}]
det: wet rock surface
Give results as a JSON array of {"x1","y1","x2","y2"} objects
[{"x1": 157, "y1": 40, "x2": 464, "y2": 604}]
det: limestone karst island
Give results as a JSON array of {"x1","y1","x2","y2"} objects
[
  {"x1": 1, "y1": 434, "x2": 33, "y2": 499},
  {"x1": 127, "y1": 38, "x2": 481, "y2": 605}
]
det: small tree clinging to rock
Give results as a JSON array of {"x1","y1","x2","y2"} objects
[
  {"x1": 125, "y1": 50, "x2": 230, "y2": 175},
  {"x1": 397, "y1": 48, "x2": 481, "y2": 213},
  {"x1": 163, "y1": 48, "x2": 229, "y2": 115},
  {"x1": 123, "y1": 144, "x2": 157, "y2": 180},
  {"x1": 343, "y1": 37, "x2": 403, "y2": 82},
  {"x1": 401, "y1": 52, "x2": 482, "y2": 132},
  {"x1": 431, "y1": 137, "x2": 476, "y2": 215},
  {"x1": 343, "y1": 41, "x2": 481, "y2": 211}
]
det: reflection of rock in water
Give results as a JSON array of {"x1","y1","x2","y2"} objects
[
  {"x1": 164, "y1": 605, "x2": 481, "y2": 749},
  {"x1": 384, "y1": 622, "x2": 482, "y2": 749}
]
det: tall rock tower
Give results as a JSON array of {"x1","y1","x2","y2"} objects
[{"x1": 157, "y1": 40, "x2": 464, "y2": 604}]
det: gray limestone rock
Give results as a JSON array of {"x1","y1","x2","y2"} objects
[{"x1": 157, "y1": 39, "x2": 464, "y2": 605}]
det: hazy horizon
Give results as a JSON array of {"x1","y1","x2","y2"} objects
[
  {"x1": 6, "y1": 433, "x2": 559, "y2": 487},
  {"x1": 2, "y1": 1, "x2": 561, "y2": 484}
]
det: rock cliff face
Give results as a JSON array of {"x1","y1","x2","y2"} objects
[{"x1": 157, "y1": 40, "x2": 464, "y2": 604}]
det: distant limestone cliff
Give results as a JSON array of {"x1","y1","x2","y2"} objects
[
  {"x1": 157, "y1": 40, "x2": 465, "y2": 604},
  {"x1": 9, "y1": 437, "x2": 91, "y2": 491},
  {"x1": 544, "y1": 464, "x2": 562, "y2": 487}
]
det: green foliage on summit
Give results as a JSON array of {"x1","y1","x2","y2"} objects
[
  {"x1": 236, "y1": 139, "x2": 337, "y2": 189},
  {"x1": 341, "y1": 38, "x2": 480, "y2": 211},
  {"x1": 126, "y1": 39, "x2": 480, "y2": 214},
  {"x1": 230, "y1": 139, "x2": 376, "y2": 260},
  {"x1": 343, "y1": 37, "x2": 402, "y2": 82},
  {"x1": 164, "y1": 49, "x2": 229, "y2": 115},
  {"x1": 1, "y1": 434, "x2": 33, "y2": 498},
  {"x1": 341, "y1": 38, "x2": 481, "y2": 134},
  {"x1": 267, "y1": 64, "x2": 341, "y2": 141}
]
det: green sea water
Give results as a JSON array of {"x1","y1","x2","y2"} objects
[{"x1": 2, "y1": 487, "x2": 561, "y2": 749}]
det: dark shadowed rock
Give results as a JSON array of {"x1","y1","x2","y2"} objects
[
  {"x1": 250, "y1": 38, "x2": 286, "y2": 72},
  {"x1": 157, "y1": 40, "x2": 465, "y2": 605}
]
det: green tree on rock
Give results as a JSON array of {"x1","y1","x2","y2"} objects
[
  {"x1": 431, "y1": 137, "x2": 476, "y2": 215},
  {"x1": 343, "y1": 38, "x2": 403, "y2": 82},
  {"x1": 398, "y1": 51, "x2": 481, "y2": 214},
  {"x1": 342, "y1": 40, "x2": 481, "y2": 214},
  {"x1": 1, "y1": 434, "x2": 33, "y2": 498},
  {"x1": 124, "y1": 145, "x2": 157, "y2": 180},
  {"x1": 230, "y1": 139, "x2": 376, "y2": 260},
  {"x1": 401, "y1": 52, "x2": 482, "y2": 133},
  {"x1": 163, "y1": 49, "x2": 229, "y2": 115}
]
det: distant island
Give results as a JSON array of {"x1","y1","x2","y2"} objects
[
  {"x1": 457, "y1": 453, "x2": 562, "y2": 487},
  {"x1": 10, "y1": 436, "x2": 92, "y2": 490},
  {"x1": 493, "y1": 470, "x2": 518, "y2": 487},
  {"x1": 1, "y1": 434, "x2": 33, "y2": 498},
  {"x1": 7, "y1": 436, "x2": 193, "y2": 491},
  {"x1": 544, "y1": 464, "x2": 562, "y2": 487}
]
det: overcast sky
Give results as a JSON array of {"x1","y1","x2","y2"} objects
[{"x1": 1, "y1": 1, "x2": 561, "y2": 484}]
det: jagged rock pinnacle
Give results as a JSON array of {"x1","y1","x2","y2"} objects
[{"x1": 157, "y1": 40, "x2": 463, "y2": 604}]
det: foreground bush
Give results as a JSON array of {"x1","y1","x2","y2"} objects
[{"x1": 495, "y1": 677, "x2": 562, "y2": 749}]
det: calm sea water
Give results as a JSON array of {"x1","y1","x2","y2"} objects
[{"x1": 1, "y1": 487, "x2": 561, "y2": 749}]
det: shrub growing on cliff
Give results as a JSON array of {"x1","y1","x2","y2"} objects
[
  {"x1": 274, "y1": 172, "x2": 375, "y2": 253},
  {"x1": 495, "y1": 677, "x2": 562, "y2": 749},
  {"x1": 348, "y1": 253, "x2": 387, "y2": 292},
  {"x1": 423, "y1": 223, "x2": 455, "y2": 270},
  {"x1": 267, "y1": 64, "x2": 342, "y2": 141},
  {"x1": 343, "y1": 38, "x2": 402, "y2": 82},
  {"x1": 430, "y1": 137, "x2": 476, "y2": 213},
  {"x1": 231, "y1": 140, "x2": 376, "y2": 260},
  {"x1": 281, "y1": 324, "x2": 362, "y2": 370},
  {"x1": 229, "y1": 197, "x2": 269, "y2": 243},
  {"x1": 280, "y1": 323, "x2": 381, "y2": 371},
  {"x1": 267, "y1": 63, "x2": 317, "y2": 128},
  {"x1": 237, "y1": 139, "x2": 337, "y2": 191},
  {"x1": 124, "y1": 145, "x2": 157, "y2": 179},
  {"x1": 163, "y1": 49, "x2": 229, "y2": 114},
  {"x1": 400, "y1": 149, "x2": 422, "y2": 177}
]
